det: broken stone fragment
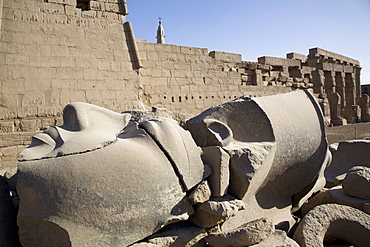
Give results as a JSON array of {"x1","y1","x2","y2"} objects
[
  {"x1": 198, "y1": 195, "x2": 245, "y2": 218},
  {"x1": 293, "y1": 204, "x2": 370, "y2": 247},
  {"x1": 342, "y1": 166, "x2": 370, "y2": 199},
  {"x1": 205, "y1": 218, "x2": 274, "y2": 247},
  {"x1": 190, "y1": 195, "x2": 245, "y2": 228},
  {"x1": 188, "y1": 180, "x2": 212, "y2": 205},
  {"x1": 129, "y1": 243, "x2": 160, "y2": 247},
  {"x1": 201, "y1": 146, "x2": 230, "y2": 197},
  {"x1": 334, "y1": 173, "x2": 346, "y2": 185},
  {"x1": 325, "y1": 140, "x2": 370, "y2": 187},
  {"x1": 250, "y1": 229, "x2": 299, "y2": 247},
  {"x1": 146, "y1": 221, "x2": 207, "y2": 247},
  {"x1": 224, "y1": 141, "x2": 276, "y2": 200},
  {"x1": 255, "y1": 230, "x2": 299, "y2": 247},
  {"x1": 300, "y1": 186, "x2": 370, "y2": 216}
]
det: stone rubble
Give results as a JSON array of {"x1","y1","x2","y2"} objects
[
  {"x1": 250, "y1": 229, "x2": 300, "y2": 247},
  {"x1": 205, "y1": 218, "x2": 274, "y2": 247},
  {"x1": 342, "y1": 166, "x2": 370, "y2": 200},
  {"x1": 188, "y1": 180, "x2": 212, "y2": 205},
  {"x1": 293, "y1": 204, "x2": 370, "y2": 247}
]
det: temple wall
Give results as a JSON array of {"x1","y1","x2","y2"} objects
[
  {"x1": 0, "y1": 0, "x2": 140, "y2": 170},
  {"x1": 137, "y1": 40, "x2": 291, "y2": 116}
]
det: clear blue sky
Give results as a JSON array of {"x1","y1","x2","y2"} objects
[{"x1": 126, "y1": 0, "x2": 370, "y2": 85}]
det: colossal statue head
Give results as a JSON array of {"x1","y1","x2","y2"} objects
[
  {"x1": 17, "y1": 102, "x2": 206, "y2": 246},
  {"x1": 17, "y1": 90, "x2": 330, "y2": 246}
]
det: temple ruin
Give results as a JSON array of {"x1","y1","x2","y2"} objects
[
  {"x1": 1, "y1": 1, "x2": 370, "y2": 246},
  {"x1": 0, "y1": 0, "x2": 368, "y2": 171}
]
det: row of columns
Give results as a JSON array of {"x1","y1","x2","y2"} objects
[{"x1": 312, "y1": 68, "x2": 369, "y2": 125}]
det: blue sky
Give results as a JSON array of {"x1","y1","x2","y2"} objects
[{"x1": 126, "y1": 0, "x2": 370, "y2": 85}]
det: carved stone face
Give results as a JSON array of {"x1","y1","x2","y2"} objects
[{"x1": 17, "y1": 103, "x2": 204, "y2": 246}]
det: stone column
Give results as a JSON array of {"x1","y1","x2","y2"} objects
[
  {"x1": 361, "y1": 94, "x2": 370, "y2": 122},
  {"x1": 254, "y1": 70, "x2": 263, "y2": 86},
  {"x1": 335, "y1": 72, "x2": 346, "y2": 109},
  {"x1": 324, "y1": 71, "x2": 336, "y2": 96},
  {"x1": 311, "y1": 70, "x2": 324, "y2": 95},
  {"x1": 354, "y1": 67, "x2": 363, "y2": 109},
  {"x1": 354, "y1": 67, "x2": 362, "y2": 99},
  {"x1": 345, "y1": 73, "x2": 356, "y2": 106},
  {"x1": 324, "y1": 71, "x2": 337, "y2": 124},
  {"x1": 342, "y1": 73, "x2": 356, "y2": 122},
  {"x1": 330, "y1": 92, "x2": 347, "y2": 126}
]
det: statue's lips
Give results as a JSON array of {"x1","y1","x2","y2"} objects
[{"x1": 32, "y1": 132, "x2": 57, "y2": 148}]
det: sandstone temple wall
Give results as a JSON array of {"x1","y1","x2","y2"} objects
[
  {"x1": 0, "y1": 0, "x2": 141, "y2": 170},
  {"x1": 137, "y1": 41, "x2": 291, "y2": 115}
]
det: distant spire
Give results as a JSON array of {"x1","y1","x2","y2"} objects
[{"x1": 156, "y1": 17, "x2": 165, "y2": 44}]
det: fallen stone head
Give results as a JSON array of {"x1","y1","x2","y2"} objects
[{"x1": 16, "y1": 90, "x2": 330, "y2": 246}]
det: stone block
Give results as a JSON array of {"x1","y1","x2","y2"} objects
[
  {"x1": 51, "y1": 46, "x2": 70, "y2": 57},
  {"x1": 293, "y1": 204, "x2": 370, "y2": 247},
  {"x1": 41, "y1": 2, "x2": 65, "y2": 14},
  {"x1": 64, "y1": 5, "x2": 82, "y2": 17},
  {"x1": 101, "y1": 90, "x2": 116, "y2": 100},
  {"x1": 191, "y1": 195, "x2": 245, "y2": 228},
  {"x1": 20, "y1": 119, "x2": 41, "y2": 132},
  {"x1": 325, "y1": 140, "x2": 370, "y2": 187},
  {"x1": 226, "y1": 142, "x2": 275, "y2": 200},
  {"x1": 144, "y1": 222, "x2": 207, "y2": 247},
  {"x1": 342, "y1": 166, "x2": 370, "y2": 199},
  {"x1": 209, "y1": 51, "x2": 242, "y2": 63},
  {"x1": 17, "y1": 107, "x2": 38, "y2": 118},
  {"x1": 48, "y1": 0, "x2": 63, "y2": 4},
  {"x1": 105, "y1": 3, "x2": 121, "y2": 13},
  {"x1": 90, "y1": 1, "x2": 104, "y2": 11},
  {"x1": 0, "y1": 93, "x2": 18, "y2": 108},
  {"x1": 40, "y1": 118, "x2": 56, "y2": 130},
  {"x1": 0, "y1": 121, "x2": 15, "y2": 133},
  {"x1": 6, "y1": 53, "x2": 30, "y2": 66},
  {"x1": 81, "y1": 10, "x2": 97, "y2": 18},
  {"x1": 188, "y1": 180, "x2": 212, "y2": 205},
  {"x1": 0, "y1": 146, "x2": 18, "y2": 157},
  {"x1": 180, "y1": 46, "x2": 197, "y2": 55},
  {"x1": 201, "y1": 146, "x2": 230, "y2": 197},
  {"x1": 0, "y1": 108, "x2": 18, "y2": 121},
  {"x1": 206, "y1": 218, "x2": 274, "y2": 247},
  {"x1": 253, "y1": 229, "x2": 299, "y2": 247},
  {"x1": 64, "y1": 0, "x2": 77, "y2": 6}
]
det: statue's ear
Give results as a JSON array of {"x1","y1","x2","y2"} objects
[{"x1": 203, "y1": 119, "x2": 233, "y2": 147}]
